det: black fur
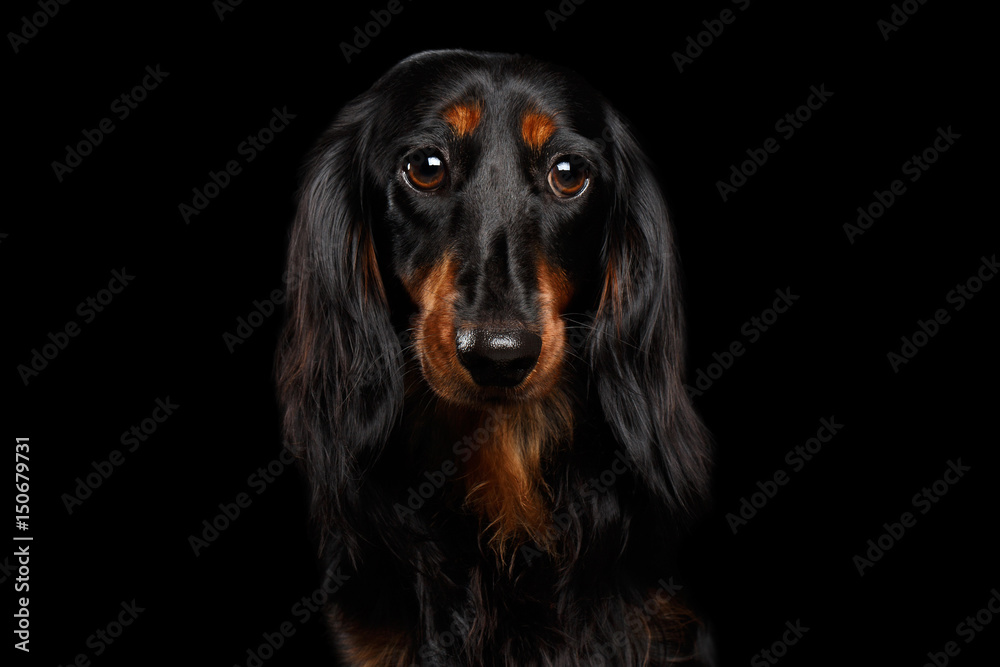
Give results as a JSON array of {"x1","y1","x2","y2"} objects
[{"x1": 277, "y1": 50, "x2": 714, "y2": 666}]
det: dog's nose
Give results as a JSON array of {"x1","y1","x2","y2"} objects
[{"x1": 456, "y1": 328, "x2": 542, "y2": 387}]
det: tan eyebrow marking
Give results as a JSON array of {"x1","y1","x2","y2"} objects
[
  {"x1": 442, "y1": 102, "x2": 482, "y2": 137},
  {"x1": 521, "y1": 110, "x2": 558, "y2": 150}
]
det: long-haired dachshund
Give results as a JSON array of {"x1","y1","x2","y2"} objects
[{"x1": 277, "y1": 49, "x2": 715, "y2": 666}]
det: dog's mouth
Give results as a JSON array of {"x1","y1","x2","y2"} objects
[
  {"x1": 403, "y1": 254, "x2": 571, "y2": 407},
  {"x1": 413, "y1": 320, "x2": 564, "y2": 407}
]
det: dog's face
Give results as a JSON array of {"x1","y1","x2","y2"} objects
[
  {"x1": 282, "y1": 49, "x2": 708, "y2": 525},
  {"x1": 280, "y1": 51, "x2": 714, "y2": 663},
  {"x1": 360, "y1": 53, "x2": 613, "y2": 408},
  {"x1": 281, "y1": 53, "x2": 713, "y2": 627}
]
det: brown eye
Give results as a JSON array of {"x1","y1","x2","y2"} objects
[
  {"x1": 405, "y1": 150, "x2": 447, "y2": 190},
  {"x1": 547, "y1": 155, "x2": 589, "y2": 197}
]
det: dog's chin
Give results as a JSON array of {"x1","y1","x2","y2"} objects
[
  {"x1": 452, "y1": 385, "x2": 537, "y2": 408},
  {"x1": 420, "y1": 364, "x2": 562, "y2": 410}
]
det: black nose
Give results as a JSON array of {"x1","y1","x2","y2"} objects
[{"x1": 456, "y1": 328, "x2": 542, "y2": 387}]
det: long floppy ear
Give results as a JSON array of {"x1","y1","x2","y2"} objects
[
  {"x1": 588, "y1": 108, "x2": 712, "y2": 520},
  {"x1": 276, "y1": 94, "x2": 403, "y2": 562}
]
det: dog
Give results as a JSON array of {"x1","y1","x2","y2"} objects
[{"x1": 277, "y1": 49, "x2": 715, "y2": 666}]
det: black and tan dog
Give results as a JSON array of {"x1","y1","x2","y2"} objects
[{"x1": 277, "y1": 49, "x2": 715, "y2": 666}]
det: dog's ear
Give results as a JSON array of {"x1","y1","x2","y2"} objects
[
  {"x1": 276, "y1": 93, "x2": 403, "y2": 560},
  {"x1": 588, "y1": 109, "x2": 712, "y2": 519}
]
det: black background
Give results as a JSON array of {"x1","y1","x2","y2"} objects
[{"x1": 6, "y1": 1, "x2": 996, "y2": 665}]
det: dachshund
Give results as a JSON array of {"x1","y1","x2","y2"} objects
[{"x1": 277, "y1": 49, "x2": 715, "y2": 666}]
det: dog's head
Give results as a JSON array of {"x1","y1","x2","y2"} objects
[
  {"x1": 279, "y1": 50, "x2": 710, "y2": 551},
  {"x1": 373, "y1": 54, "x2": 613, "y2": 407}
]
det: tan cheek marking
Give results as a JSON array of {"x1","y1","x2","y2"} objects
[
  {"x1": 526, "y1": 258, "x2": 572, "y2": 398},
  {"x1": 522, "y1": 111, "x2": 557, "y2": 151},
  {"x1": 443, "y1": 102, "x2": 482, "y2": 137},
  {"x1": 398, "y1": 265, "x2": 428, "y2": 307},
  {"x1": 538, "y1": 257, "x2": 574, "y2": 312},
  {"x1": 406, "y1": 253, "x2": 471, "y2": 402}
]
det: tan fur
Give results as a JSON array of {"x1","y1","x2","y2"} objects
[
  {"x1": 462, "y1": 391, "x2": 574, "y2": 562},
  {"x1": 332, "y1": 612, "x2": 414, "y2": 667},
  {"x1": 443, "y1": 102, "x2": 482, "y2": 137},
  {"x1": 630, "y1": 589, "x2": 702, "y2": 663},
  {"x1": 597, "y1": 249, "x2": 622, "y2": 333},
  {"x1": 404, "y1": 252, "x2": 576, "y2": 561},
  {"x1": 521, "y1": 110, "x2": 558, "y2": 150}
]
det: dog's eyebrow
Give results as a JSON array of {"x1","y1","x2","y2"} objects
[
  {"x1": 442, "y1": 102, "x2": 482, "y2": 137},
  {"x1": 521, "y1": 110, "x2": 558, "y2": 151}
]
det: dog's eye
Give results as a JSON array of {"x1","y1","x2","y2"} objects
[
  {"x1": 404, "y1": 150, "x2": 447, "y2": 191},
  {"x1": 547, "y1": 155, "x2": 589, "y2": 197}
]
